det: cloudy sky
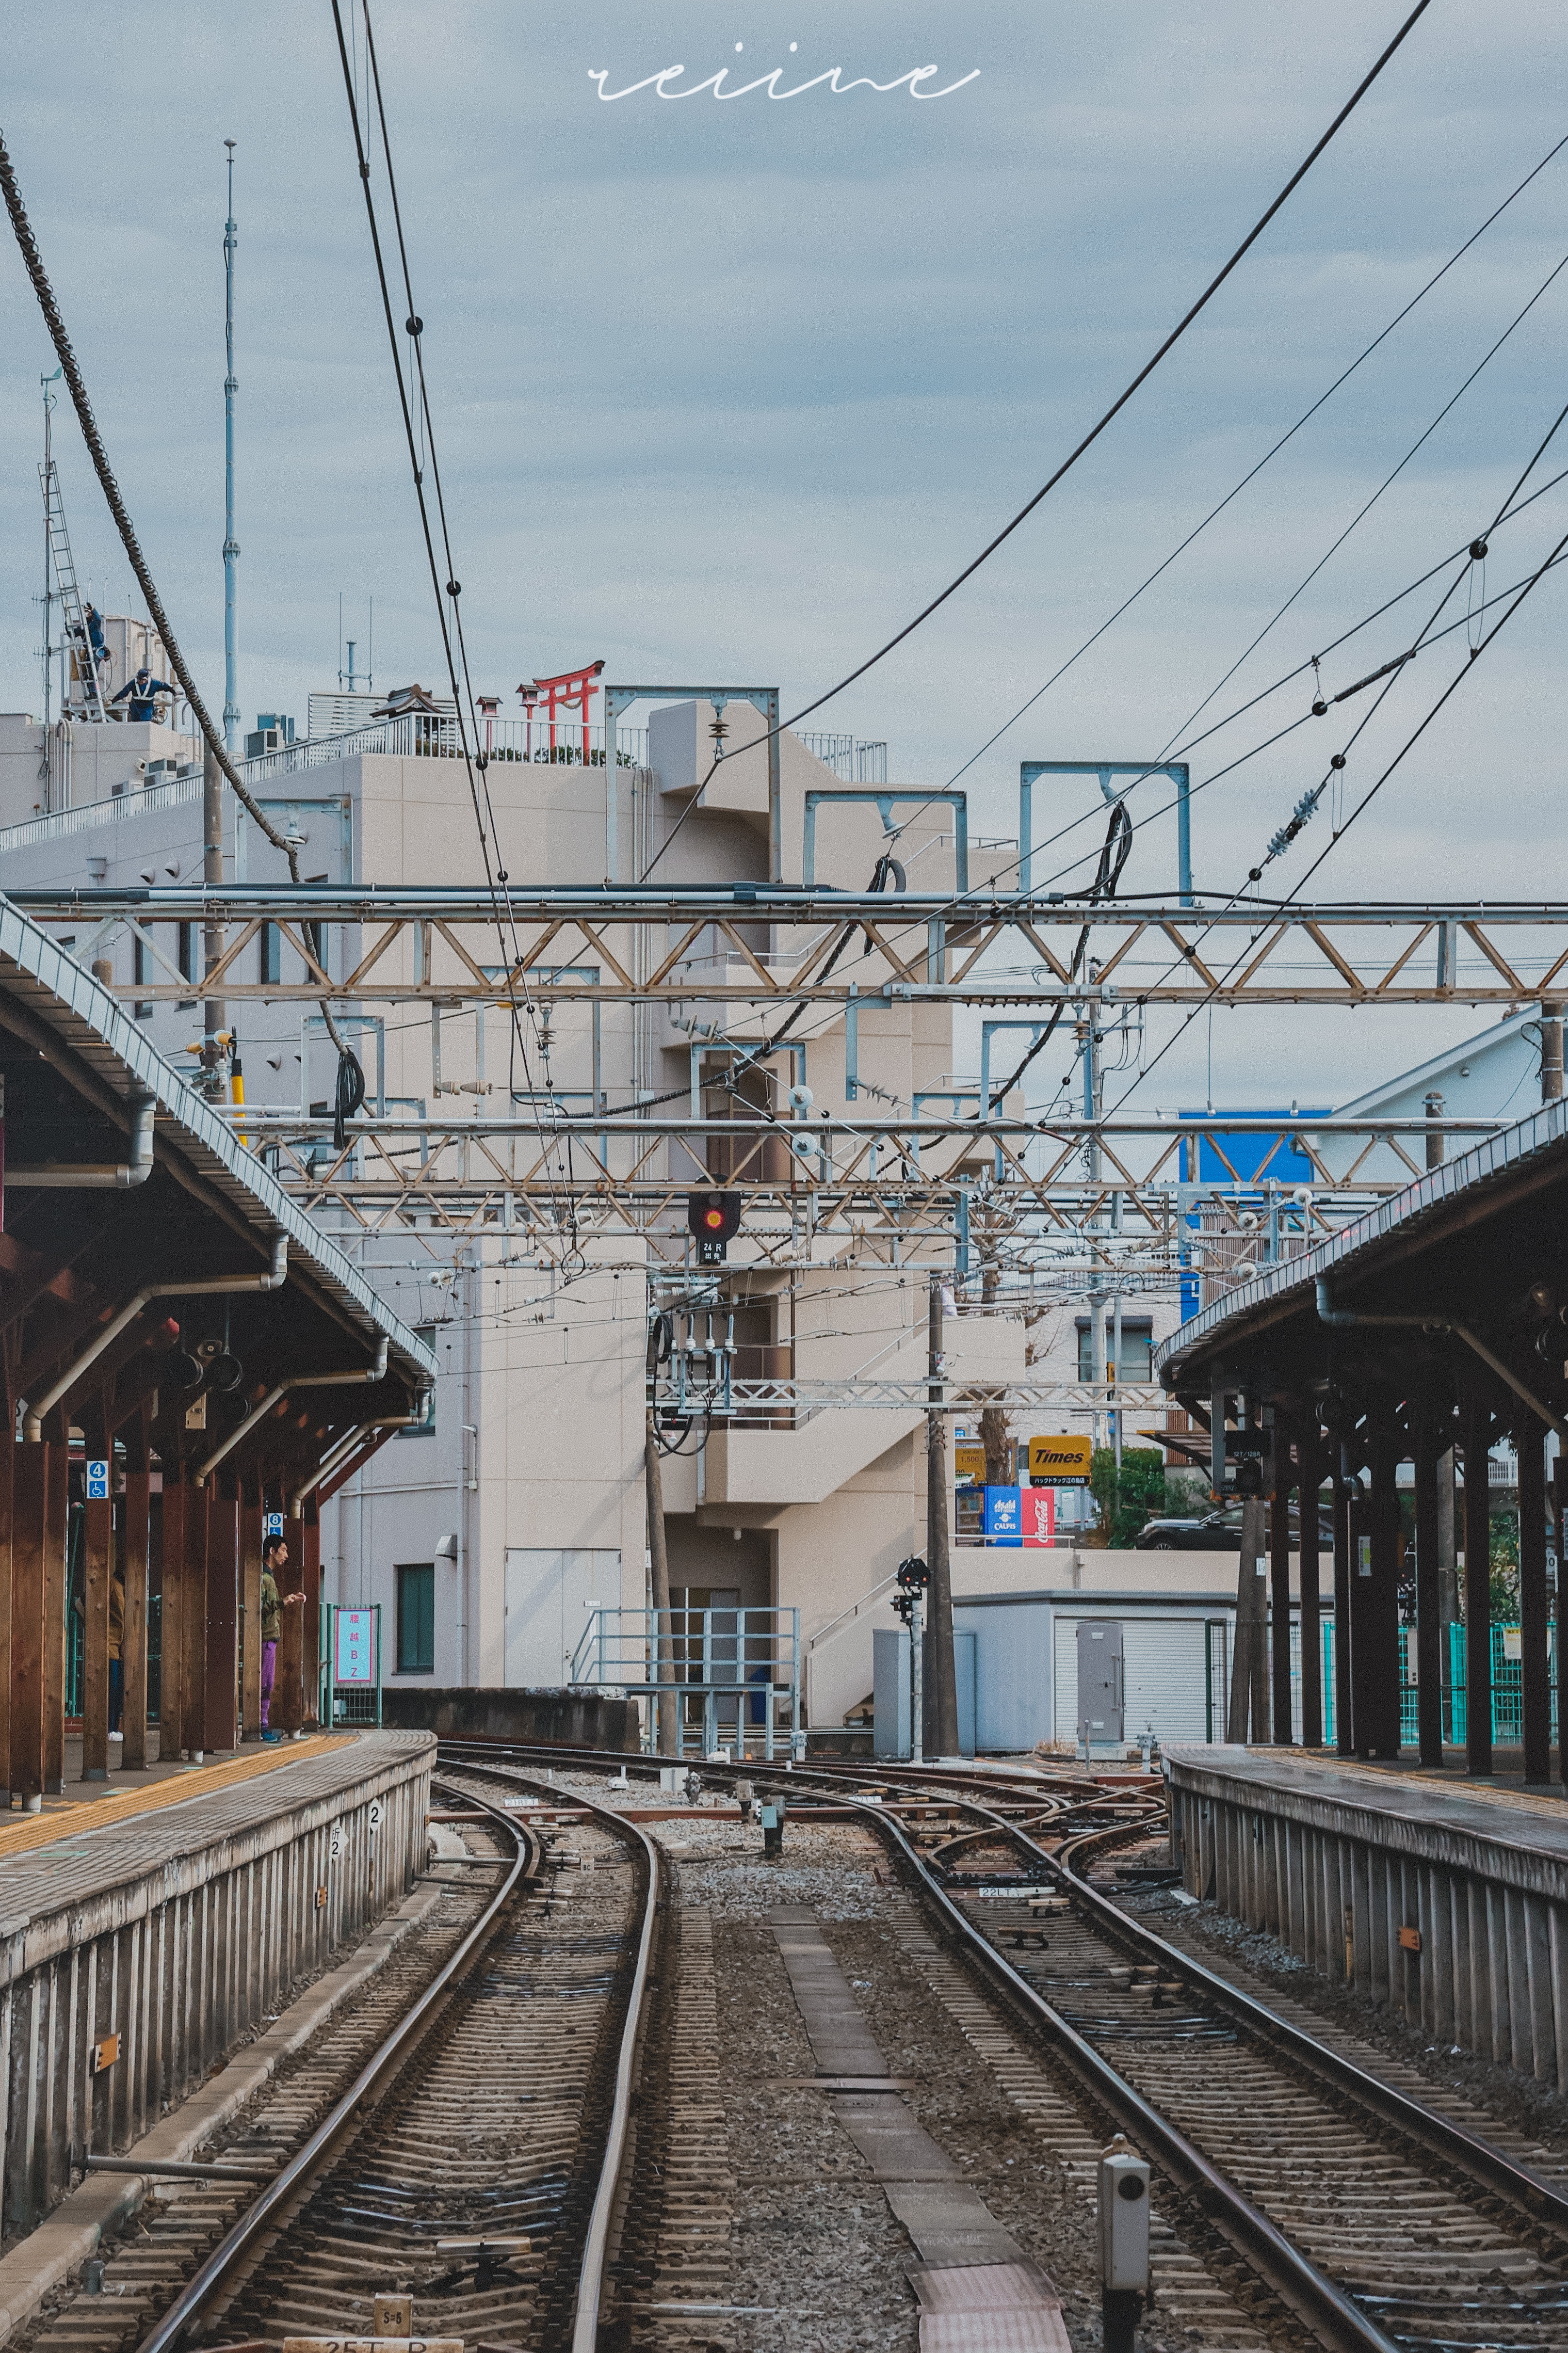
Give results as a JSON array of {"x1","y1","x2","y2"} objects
[{"x1": 2, "y1": 2, "x2": 1565, "y2": 1108}]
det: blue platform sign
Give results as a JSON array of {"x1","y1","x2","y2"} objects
[
  {"x1": 263, "y1": 1512, "x2": 284, "y2": 1538},
  {"x1": 983, "y1": 1485, "x2": 1023, "y2": 1545},
  {"x1": 86, "y1": 1460, "x2": 109, "y2": 1500}
]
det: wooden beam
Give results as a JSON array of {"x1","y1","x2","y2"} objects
[
  {"x1": 1463, "y1": 1394, "x2": 1493, "y2": 1777},
  {"x1": 11, "y1": 1444, "x2": 44, "y2": 1805},
  {"x1": 1517, "y1": 1409, "x2": 1550, "y2": 1785},
  {"x1": 122, "y1": 1438, "x2": 151, "y2": 1771},
  {"x1": 301, "y1": 1509, "x2": 321, "y2": 1730},
  {"x1": 82, "y1": 1398, "x2": 111, "y2": 1782},
  {"x1": 240, "y1": 1492, "x2": 262, "y2": 1741},
  {"x1": 182, "y1": 1481, "x2": 209, "y2": 1758},
  {"x1": 204, "y1": 1491, "x2": 240, "y2": 1753},
  {"x1": 43, "y1": 1441, "x2": 67, "y2": 1795},
  {"x1": 159, "y1": 1475, "x2": 185, "y2": 1759}
]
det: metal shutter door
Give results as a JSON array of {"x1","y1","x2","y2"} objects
[{"x1": 1122, "y1": 1618, "x2": 1208, "y2": 1747}]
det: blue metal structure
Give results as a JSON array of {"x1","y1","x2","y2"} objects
[
  {"x1": 222, "y1": 141, "x2": 239, "y2": 756},
  {"x1": 1020, "y1": 761, "x2": 1190, "y2": 903},
  {"x1": 571, "y1": 1605, "x2": 802, "y2": 1758},
  {"x1": 802, "y1": 788, "x2": 968, "y2": 893}
]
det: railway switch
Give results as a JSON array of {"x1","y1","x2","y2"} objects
[
  {"x1": 1099, "y1": 2135, "x2": 1150, "y2": 2352},
  {"x1": 736, "y1": 1779, "x2": 754, "y2": 1821},
  {"x1": 760, "y1": 1799, "x2": 786, "y2": 1858}
]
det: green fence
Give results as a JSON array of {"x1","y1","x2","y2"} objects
[{"x1": 1318, "y1": 1618, "x2": 1557, "y2": 1748}]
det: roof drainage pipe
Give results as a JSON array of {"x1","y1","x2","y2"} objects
[
  {"x1": 8, "y1": 1091, "x2": 155, "y2": 1188},
  {"x1": 192, "y1": 1336, "x2": 390, "y2": 1487},
  {"x1": 20, "y1": 1232, "x2": 288, "y2": 1444},
  {"x1": 288, "y1": 1410, "x2": 424, "y2": 1517},
  {"x1": 1315, "y1": 1278, "x2": 1568, "y2": 1441}
]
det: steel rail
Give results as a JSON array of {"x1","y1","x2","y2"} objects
[
  {"x1": 433, "y1": 1738, "x2": 1568, "y2": 2346},
  {"x1": 130, "y1": 1780, "x2": 532, "y2": 2353},
  {"x1": 432, "y1": 1748, "x2": 663, "y2": 2353},
  {"x1": 444, "y1": 1739, "x2": 1394, "y2": 2353},
  {"x1": 1043, "y1": 1801, "x2": 1568, "y2": 2235}
]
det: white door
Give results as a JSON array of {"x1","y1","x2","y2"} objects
[{"x1": 503, "y1": 1549, "x2": 621, "y2": 1688}]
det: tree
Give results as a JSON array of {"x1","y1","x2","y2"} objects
[
  {"x1": 1488, "y1": 1507, "x2": 1519, "y2": 1622},
  {"x1": 1090, "y1": 1446, "x2": 1166, "y2": 1549}
]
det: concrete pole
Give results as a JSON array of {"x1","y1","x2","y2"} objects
[
  {"x1": 222, "y1": 141, "x2": 240, "y2": 757},
  {"x1": 203, "y1": 740, "x2": 226, "y2": 1083},
  {"x1": 1424, "y1": 1090, "x2": 1444, "y2": 1171},
  {"x1": 1542, "y1": 1004, "x2": 1563, "y2": 1104},
  {"x1": 644, "y1": 1413, "x2": 678, "y2": 1756},
  {"x1": 926, "y1": 1272, "x2": 958, "y2": 1757}
]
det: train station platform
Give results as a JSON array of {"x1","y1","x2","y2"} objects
[
  {"x1": 0, "y1": 1726, "x2": 434, "y2": 2248},
  {"x1": 1165, "y1": 1744, "x2": 1568, "y2": 2093}
]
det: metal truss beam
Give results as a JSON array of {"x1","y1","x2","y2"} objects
[
  {"x1": 19, "y1": 890, "x2": 1568, "y2": 1009},
  {"x1": 651, "y1": 1377, "x2": 1168, "y2": 1417}
]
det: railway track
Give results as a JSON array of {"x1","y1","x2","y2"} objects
[
  {"x1": 19, "y1": 1772, "x2": 657, "y2": 2353},
  {"x1": 439, "y1": 1738, "x2": 1568, "y2": 2353}
]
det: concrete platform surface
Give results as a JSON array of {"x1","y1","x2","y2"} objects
[{"x1": 0, "y1": 1731, "x2": 432, "y2": 1927}]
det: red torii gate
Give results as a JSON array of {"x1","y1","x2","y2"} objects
[{"x1": 517, "y1": 659, "x2": 605, "y2": 762}]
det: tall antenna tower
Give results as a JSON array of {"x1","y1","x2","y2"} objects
[{"x1": 222, "y1": 139, "x2": 240, "y2": 754}]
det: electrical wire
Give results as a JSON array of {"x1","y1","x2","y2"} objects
[
  {"x1": 777, "y1": 0, "x2": 1436, "y2": 733},
  {"x1": 330, "y1": 0, "x2": 581, "y2": 1256}
]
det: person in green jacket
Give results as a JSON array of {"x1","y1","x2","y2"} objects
[{"x1": 259, "y1": 1534, "x2": 304, "y2": 1743}]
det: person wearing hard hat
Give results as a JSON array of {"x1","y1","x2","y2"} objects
[{"x1": 111, "y1": 664, "x2": 176, "y2": 722}]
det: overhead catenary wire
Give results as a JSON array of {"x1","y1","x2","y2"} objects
[
  {"x1": 645, "y1": 1, "x2": 1435, "y2": 881},
  {"x1": 328, "y1": 0, "x2": 582, "y2": 1257}
]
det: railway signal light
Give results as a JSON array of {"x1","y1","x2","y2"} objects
[{"x1": 688, "y1": 1189, "x2": 741, "y2": 1265}]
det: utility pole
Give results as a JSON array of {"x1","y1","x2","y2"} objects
[
  {"x1": 39, "y1": 369, "x2": 59, "y2": 810},
  {"x1": 644, "y1": 1411, "x2": 679, "y2": 1755},
  {"x1": 222, "y1": 140, "x2": 240, "y2": 757},
  {"x1": 926, "y1": 1270, "x2": 958, "y2": 1757}
]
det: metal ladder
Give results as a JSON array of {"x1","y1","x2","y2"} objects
[{"x1": 39, "y1": 459, "x2": 107, "y2": 722}]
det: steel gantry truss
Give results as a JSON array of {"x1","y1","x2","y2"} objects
[{"x1": 18, "y1": 886, "x2": 1568, "y2": 1010}]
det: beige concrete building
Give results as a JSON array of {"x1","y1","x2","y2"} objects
[{"x1": 0, "y1": 687, "x2": 1050, "y2": 1737}]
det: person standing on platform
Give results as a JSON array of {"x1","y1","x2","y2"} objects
[
  {"x1": 108, "y1": 1568, "x2": 125, "y2": 1746},
  {"x1": 259, "y1": 1534, "x2": 304, "y2": 1743}
]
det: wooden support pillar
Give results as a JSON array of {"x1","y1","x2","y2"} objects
[
  {"x1": 0, "y1": 1433, "x2": 12, "y2": 1804},
  {"x1": 240, "y1": 1491, "x2": 262, "y2": 1740},
  {"x1": 1413, "y1": 1415, "x2": 1444, "y2": 1768},
  {"x1": 122, "y1": 1460, "x2": 150, "y2": 1771},
  {"x1": 204, "y1": 1488, "x2": 240, "y2": 1753},
  {"x1": 273, "y1": 1516, "x2": 306, "y2": 1733},
  {"x1": 1332, "y1": 1453, "x2": 1354, "y2": 1753},
  {"x1": 81, "y1": 1401, "x2": 111, "y2": 1781},
  {"x1": 1555, "y1": 1462, "x2": 1568, "y2": 1787},
  {"x1": 159, "y1": 1474, "x2": 185, "y2": 1758},
  {"x1": 1299, "y1": 1425, "x2": 1323, "y2": 1749},
  {"x1": 1463, "y1": 1394, "x2": 1493, "y2": 1776},
  {"x1": 1517, "y1": 1411, "x2": 1550, "y2": 1785},
  {"x1": 182, "y1": 1479, "x2": 209, "y2": 1758},
  {"x1": 1368, "y1": 1425, "x2": 1401, "y2": 1757},
  {"x1": 12, "y1": 1444, "x2": 46, "y2": 1807},
  {"x1": 44, "y1": 1439, "x2": 67, "y2": 1795},
  {"x1": 302, "y1": 1507, "x2": 321, "y2": 1729},
  {"x1": 1270, "y1": 1419, "x2": 1295, "y2": 1744}
]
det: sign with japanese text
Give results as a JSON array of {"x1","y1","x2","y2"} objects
[
  {"x1": 1028, "y1": 1435, "x2": 1092, "y2": 1487},
  {"x1": 335, "y1": 1609, "x2": 375, "y2": 1685}
]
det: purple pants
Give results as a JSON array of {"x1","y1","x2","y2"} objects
[{"x1": 260, "y1": 1639, "x2": 277, "y2": 1728}]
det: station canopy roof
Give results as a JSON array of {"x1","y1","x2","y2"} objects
[
  {"x1": 0, "y1": 897, "x2": 434, "y2": 1467},
  {"x1": 1156, "y1": 1098, "x2": 1568, "y2": 1426}
]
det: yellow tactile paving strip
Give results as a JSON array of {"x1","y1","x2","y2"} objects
[{"x1": 0, "y1": 1735, "x2": 354, "y2": 1866}]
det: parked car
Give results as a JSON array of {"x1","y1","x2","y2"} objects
[{"x1": 1136, "y1": 1507, "x2": 1336, "y2": 1551}]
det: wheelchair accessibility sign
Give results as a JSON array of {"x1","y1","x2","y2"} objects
[{"x1": 86, "y1": 1461, "x2": 109, "y2": 1500}]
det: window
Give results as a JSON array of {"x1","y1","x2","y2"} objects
[
  {"x1": 395, "y1": 1563, "x2": 435, "y2": 1674},
  {"x1": 177, "y1": 922, "x2": 197, "y2": 1011},
  {"x1": 1076, "y1": 1317, "x2": 1153, "y2": 1383},
  {"x1": 260, "y1": 921, "x2": 281, "y2": 987},
  {"x1": 133, "y1": 933, "x2": 152, "y2": 1020}
]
